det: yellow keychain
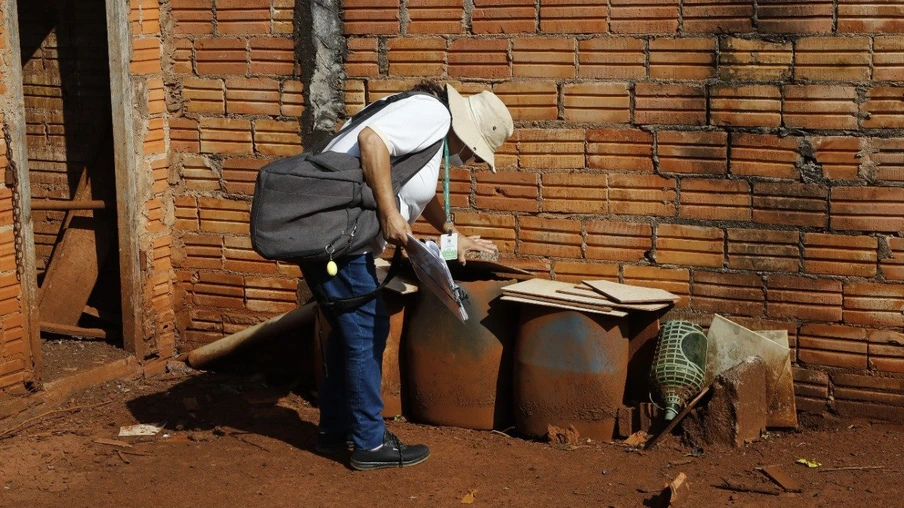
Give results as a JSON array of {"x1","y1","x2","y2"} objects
[{"x1": 327, "y1": 260, "x2": 338, "y2": 276}]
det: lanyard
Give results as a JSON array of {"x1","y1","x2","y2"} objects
[{"x1": 443, "y1": 139, "x2": 452, "y2": 224}]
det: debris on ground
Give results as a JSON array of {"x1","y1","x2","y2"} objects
[
  {"x1": 547, "y1": 424, "x2": 581, "y2": 449},
  {"x1": 623, "y1": 431, "x2": 649, "y2": 447},
  {"x1": 796, "y1": 458, "x2": 822, "y2": 468},
  {"x1": 758, "y1": 464, "x2": 802, "y2": 492},
  {"x1": 717, "y1": 477, "x2": 782, "y2": 496},
  {"x1": 118, "y1": 423, "x2": 163, "y2": 437},
  {"x1": 460, "y1": 488, "x2": 478, "y2": 504}
]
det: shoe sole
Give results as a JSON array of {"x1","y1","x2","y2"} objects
[{"x1": 349, "y1": 453, "x2": 430, "y2": 471}]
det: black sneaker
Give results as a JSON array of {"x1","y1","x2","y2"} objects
[
  {"x1": 349, "y1": 431, "x2": 430, "y2": 471},
  {"x1": 315, "y1": 432, "x2": 353, "y2": 454}
]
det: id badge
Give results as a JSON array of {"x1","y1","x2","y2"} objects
[{"x1": 440, "y1": 233, "x2": 459, "y2": 261}]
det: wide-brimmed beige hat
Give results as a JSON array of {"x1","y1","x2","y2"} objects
[{"x1": 446, "y1": 84, "x2": 514, "y2": 172}]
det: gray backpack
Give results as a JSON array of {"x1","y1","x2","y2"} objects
[{"x1": 250, "y1": 92, "x2": 445, "y2": 265}]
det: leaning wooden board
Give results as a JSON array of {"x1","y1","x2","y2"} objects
[
  {"x1": 503, "y1": 279, "x2": 629, "y2": 311},
  {"x1": 500, "y1": 295, "x2": 627, "y2": 317},
  {"x1": 583, "y1": 279, "x2": 679, "y2": 304}
]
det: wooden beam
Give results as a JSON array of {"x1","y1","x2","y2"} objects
[
  {"x1": 30, "y1": 200, "x2": 111, "y2": 211},
  {"x1": 5, "y1": 0, "x2": 43, "y2": 385},
  {"x1": 39, "y1": 322, "x2": 109, "y2": 340},
  {"x1": 105, "y1": 0, "x2": 143, "y2": 358}
]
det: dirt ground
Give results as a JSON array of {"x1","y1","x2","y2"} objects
[{"x1": 1, "y1": 369, "x2": 903, "y2": 508}]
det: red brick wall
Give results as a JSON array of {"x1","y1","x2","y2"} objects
[
  {"x1": 345, "y1": 2, "x2": 904, "y2": 420},
  {"x1": 162, "y1": 0, "x2": 303, "y2": 352}
]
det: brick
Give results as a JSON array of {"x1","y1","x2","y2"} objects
[
  {"x1": 682, "y1": 0, "x2": 753, "y2": 33},
  {"x1": 181, "y1": 156, "x2": 220, "y2": 192},
  {"x1": 784, "y1": 85, "x2": 859, "y2": 130},
  {"x1": 680, "y1": 179, "x2": 750, "y2": 221},
  {"x1": 475, "y1": 170, "x2": 538, "y2": 212},
  {"x1": 863, "y1": 86, "x2": 904, "y2": 129},
  {"x1": 387, "y1": 38, "x2": 446, "y2": 77},
  {"x1": 254, "y1": 119, "x2": 301, "y2": 156},
  {"x1": 223, "y1": 157, "x2": 268, "y2": 194},
  {"x1": 634, "y1": 83, "x2": 705, "y2": 126},
  {"x1": 729, "y1": 133, "x2": 799, "y2": 180},
  {"x1": 585, "y1": 220, "x2": 651, "y2": 262},
  {"x1": 710, "y1": 85, "x2": 782, "y2": 128},
  {"x1": 752, "y1": 181, "x2": 827, "y2": 228},
  {"x1": 273, "y1": 0, "x2": 294, "y2": 33},
  {"x1": 144, "y1": 118, "x2": 166, "y2": 155},
  {"x1": 798, "y1": 324, "x2": 867, "y2": 369},
  {"x1": 834, "y1": 386, "x2": 904, "y2": 406},
  {"x1": 494, "y1": 82, "x2": 557, "y2": 121},
  {"x1": 178, "y1": 234, "x2": 223, "y2": 269},
  {"x1": 512, "y1": 38, "x2": 575, "y2": 79},
  {"x1": 196, "y1": 38, "x2": 248, "y2": 75},
  {"x1": 224, "y1": 236, "x2": 278, "y2": 273},
  {"x1": 346, "y1": 38, "x2": 380, "y2": 77},
  {"x1": 454, "y1": 212, "x2": 517, "y2": 254},
  {"x1": 518, "y1": 216, "x2": 582, "y2": 258},
  {"x1": 578, "y1": 38, "x2": 645, "y2": 79},
  {"x1": 718, "y1": 38, "x2": 791, "y2": 81},
  {"x1": 281, "y1": 81, "x2": 304, "y2": 117},
  {"x1": 872, "y1": 138, "x2": 904, "y2": 182},
  {"x1": 542, "y1": 173, "x2": 606, "y2": 214},
  {"x1": 200, "y1": 117, "x2": 253, "y2": 155},
  {"x1": 657, "y1": 130, "x2": 727, "y2": 175},
  {"x1": 215, "y1": 0, "x2": 270, "y2": 34},
  {"x1": 344, "y1": 0, "x2": 400, "y2": 35},
  {"x1": 834, "y1": 371, "x2": 904, "y2": 392},
  {"x1": 649, "y1": 38, "x2": 715, "y2": 80},
  {"x1": 767, "y1": 275, "x2": 842, "y2": 322},
  {"x1": 809, "y1": 136, "x2": 861, "y2": 180},
  {"x1": 803, "y1": 233, "x2": 877, "y2": 277},
  {"x1": 553, "y1": 261, "x2": 618, "y2": 283},
  {"x1": 835, "y1": 400, "x2": 904, "y2": 421},
  {"x1": 831, "y1": 186, "x2": 904, "y2": 232},
  {"x1": 250, "y1": 38, "x2": 296, "y2": 75},
  {"x1": 844, "y1": 282, "x2": 904, "y2": 328},
  {"x1": 587, "y1": 129, "x2": 653, "y2": 172},
  {"x1": 727, "y1": 228, "x2": 799, "y2": 272},
  {"x1": 882, "y1": 237, "x2": 904, "y2": 280},
  {"x1": 868, "y1": 330, "x2": 904, "y2": 373},
  {"x1": 562, "y1": 83, "x2": 630, "y2": 123},
  {"x1": 794, "y1": 37, "x2": 870, "y2": 82},
  {"x1": 170, "y1": 117, "x2": 200, "y2": 153},
  {"x1": 366, "y1": 79, "x2": 420, "y2": 102},
  {"x1": 759, "y1": 0, "x2": 834, "y2": 33},
  {"x1": 609, "y1": 173, "x2": 676, "y2": 216},
  {"x1": 408, "y1": 0, "x2": 464, "y2": 33},
  {"x1": 609, "y1": 0, "x2": 678, "y2": 34},
  {"x1": 694, "y1": 271, "x2": 763, "y2": 318},
  {"x1": 174, "y1": 39, "x2": 193, "y2": 74},
  {"x1": 874, "y1": 37, "x2": 904, "y2": 81},
  {"x1": 623, "y1": 265, "x2": 690, "y2": 307},
  {"x1": 519, "y1": 129, "x2": 584, "y2": 169},
  {"x1": 147, "y1": 78, "x2": 166, "y2": 115},
  {"x1": 182, "y1": 78, "x2": 223, "y2": 114},
  {"x1": 175, "y1": 196, "x2": 199, "y2": 230},
  {"x1": 131, "y1": 37, "x2": 161, "y2": 75},
  {"x1": 838, "y1": 0, "x2": 904, "y2": 33},
  {"x1": 446, "y1": 38, "x2": 508, "y2": 79},
  {"x1": 655, "y1": 224, "x2": 723, "y2": 268},
  {"x1": 539, "y1": 0, "x2": 608, "y2": 33},
  {"x1": 245, "y1": 276, "x2": 298, "y2": 313},
  {"x1": 471, "y1": 0, "x2": 536, "y2": 34}
]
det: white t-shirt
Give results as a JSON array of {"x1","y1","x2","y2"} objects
[{"x1": 323, "y1": 94, "x2": 450, "y2": 253}]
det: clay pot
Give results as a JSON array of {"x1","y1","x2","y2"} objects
[
  {"x1": 313, "y1": 292, "x2": 409, "y2": 418},
  {"x1": 405, "y1": 279, "x2": 517, "y2": 430},
  {"x1": 514, "y1": 306, "x2": 630, "y2": 441}
]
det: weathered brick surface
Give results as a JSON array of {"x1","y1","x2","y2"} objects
[
  {"x1": 476, "y1": 170, "x2": 538, "y2": 212},
  {"x1": 803, "y1": 233, "x2": 877, "y2": 277},
  {"x1": 519, "y1": 129, "x2": 584, "y2": 169},
  {"x1": 682, "y1": 0, "x2": 753, "y2": 33},
  {"x1": 344, "y1": 0, "x2": 400, "y2": 34},
  {"x1": 577, "y1": 38, "x2": 645, "y2": 79},
  {"x1": 649, "y1": 38, "x2": 715, "y2": 80},
  {"x1": 809, "y1": 136, "x2": 861, "y2": 180},
  {"x1": 542, "y1": 173, "x2": 606, "y2": 214},
  {"x1": 752, "y1": 182, "x2": 827, "y2": 228},
  {"x1": 710, "y1": 85, "x2": 782, "y2": 128},
  {"x1": 692, "y1": 271, "x2": 764, "y2": 317},
  {"x1": 519, "y1": 216, "x2": 582, "y2": 258},
  {"x1": 837, "y1": 0, "x2": 904, "y2": 33},
  {"x1": 634, "y1": 83, "x2": 706, "y2": 125},
  {"x1": 346, "y1": 38, "x2": 380, "y2": 78},
  {"x1": 539, "y1": 0, "x2": 608, "y2": 34},
  {"x1": 757, "y1": 0, "x2": 834, "y2": 33},
  {"x1": 727, "y1": 229, "x2": 799, "y2": 272},
  {"x1": 872, "y1": 138, "x2": 904, "y2": 182},
  {"x1": 873, "y1": 37, "x2": 904, "y2": 81},
  {"x1": 784, "y1": 85, "x2": 859, "y2": 130},
  {"x1": 657, "y1": 130, "x2": 727, "y2": 175},
  {"x1": 623, "y1": 265, "x2": 690, "y2": 307},
  {"x1": 719, "y1": 38, "x2": 792, "y2": 81},
  {"x1": 655, "y1": 224, "x2": 723, "y2": 268},
  {"x1": 512, "y1": 38, "x2": 576, "y2": 79},
  {"x1": 844, "y1": 282, "x2": 904, "y2": 328},
  {"x1": 494, "y1": 82, "x2": 558, "y2": 121},
  {"x1": 795, "y1": 37, "x2": 871, "y2": 82},
  {"x1": 767, "y1": 275, "x2": 842, "y2": 322},
  {"x1": 609, "y1": 174, "x2": 676, "y2": 216},
  {"x1": 562, "y1": 83, "x2": 630, "y2": 123},
  {"x1": 407, "y1": 0, "x2": 464, "y2": 34},
  {"x1": 553, "y1": 261, "x2": 618, "y2": 283},
  {"x1": 472, "y1": 0, "x2": 536, "y2": 34},
  {"x1": 679, "y1": 178, "x2": 750, "y2": 221},
  {"x1": 831, "y1": 186, "x2": 904, "y2": 232},
  {"x1": 585, "y1": 220, "x2": 650, "y2": 261},
  {"x1": 387, "y1": 38, "x2": 446, "y2": 77},
  {"x1": 729, "y1": 133, "x2": 800, "y2": 180},
  {"x1": 868, "y1": 330, "x2": 904, "y2": 373},
  {"x1": 449, "y1": 39, "x2": 510, "y2": 79},
  {"x1": 863, "y1": 86, "x2": 904, "y2": 129},
  {"x1": 216, "y1": 0, "x2": 271, "y2": 34},
  {"x1": 798, "y1": 324, "x2": 868, "y2": 369},
  {"x1": 587, "y1": 129, "x2": 653, "y2": 172},
  {"x1": 609, "y1": 0, "x2": 678, "y2": 34}
]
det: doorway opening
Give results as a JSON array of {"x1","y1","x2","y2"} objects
[{"x1": 17, "y1": 0, "x2": 130, "y2": 382}]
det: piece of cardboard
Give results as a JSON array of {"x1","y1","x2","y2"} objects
[
  {"x1": 503, "y1": 278, "x2": 627, "y2": 312},
  {"x1": 705, "y1": 316, "x2": 794, "y2": 429},
  {"x1": 757, "y1": 330, "x2": 798, "y2": 429},
  {"x1": 583, "y1": 279, "x2": 679, "y2": 304},
  {"x1": 500, "y1": 295, "x2": 627, "y2": 317}
]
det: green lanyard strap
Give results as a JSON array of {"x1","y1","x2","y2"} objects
[{"x1": 443, "y1": 139, "x2": 452, "y2": 225}]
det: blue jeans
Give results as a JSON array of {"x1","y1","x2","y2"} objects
[{"x1": 301, "y1": 253, "x2": 388, "y2": 450}]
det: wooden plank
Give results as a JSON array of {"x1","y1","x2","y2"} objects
[
  {"x1": 40, "y1": 322, "x2": 108, "y2": 340},
  {"x1": 583, "y1": 279, "x2": 679, "y2": 304},
  {"x1": 500, "y1": 295, "x2": 628, "y2": 317},
  {"x1": 644, "y1": 385, "x2": 711, "y2": 450},
  {"x1": 31, "y1": 200, "x2": 111, "y2": 211},
  {"x1": 503, "y1": 278, "x2": 629, "y2": 311},
  {"x1": 556, "y1": 286, "x2": 672, "y2": 312},
  {"x1": 759, "y1": 465, "x2": 802, "y2": 493}
]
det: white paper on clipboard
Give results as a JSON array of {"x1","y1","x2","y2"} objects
[{"x1": 404, "y1": 234, "x2": 468, "y2": 322}]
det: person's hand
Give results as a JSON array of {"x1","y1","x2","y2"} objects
[
  {"x1": 457, "y1": 235, "x2": 498, "y2": 264},
  {"x1": 380, "y1": 210, "x2": 411, "y2": 247}
]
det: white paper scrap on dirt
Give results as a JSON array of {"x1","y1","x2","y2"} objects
[
  {"x1": 118, "y1": 424, "x2": 164, "y2": 437},
  {"x1": 404, "y1": 234, "x2": 468, "y2": 322}
]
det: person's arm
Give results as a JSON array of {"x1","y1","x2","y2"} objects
[
  {"x1": 423, "y1": 196, "x2": 498, "y2": 263},
  {"x1": 359, "y1": 127, "x2": 410, "y2": 247}
]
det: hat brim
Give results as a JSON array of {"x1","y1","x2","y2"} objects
[{"x1": 447, "y1": 84, "x2": 497, "y2": 172}]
